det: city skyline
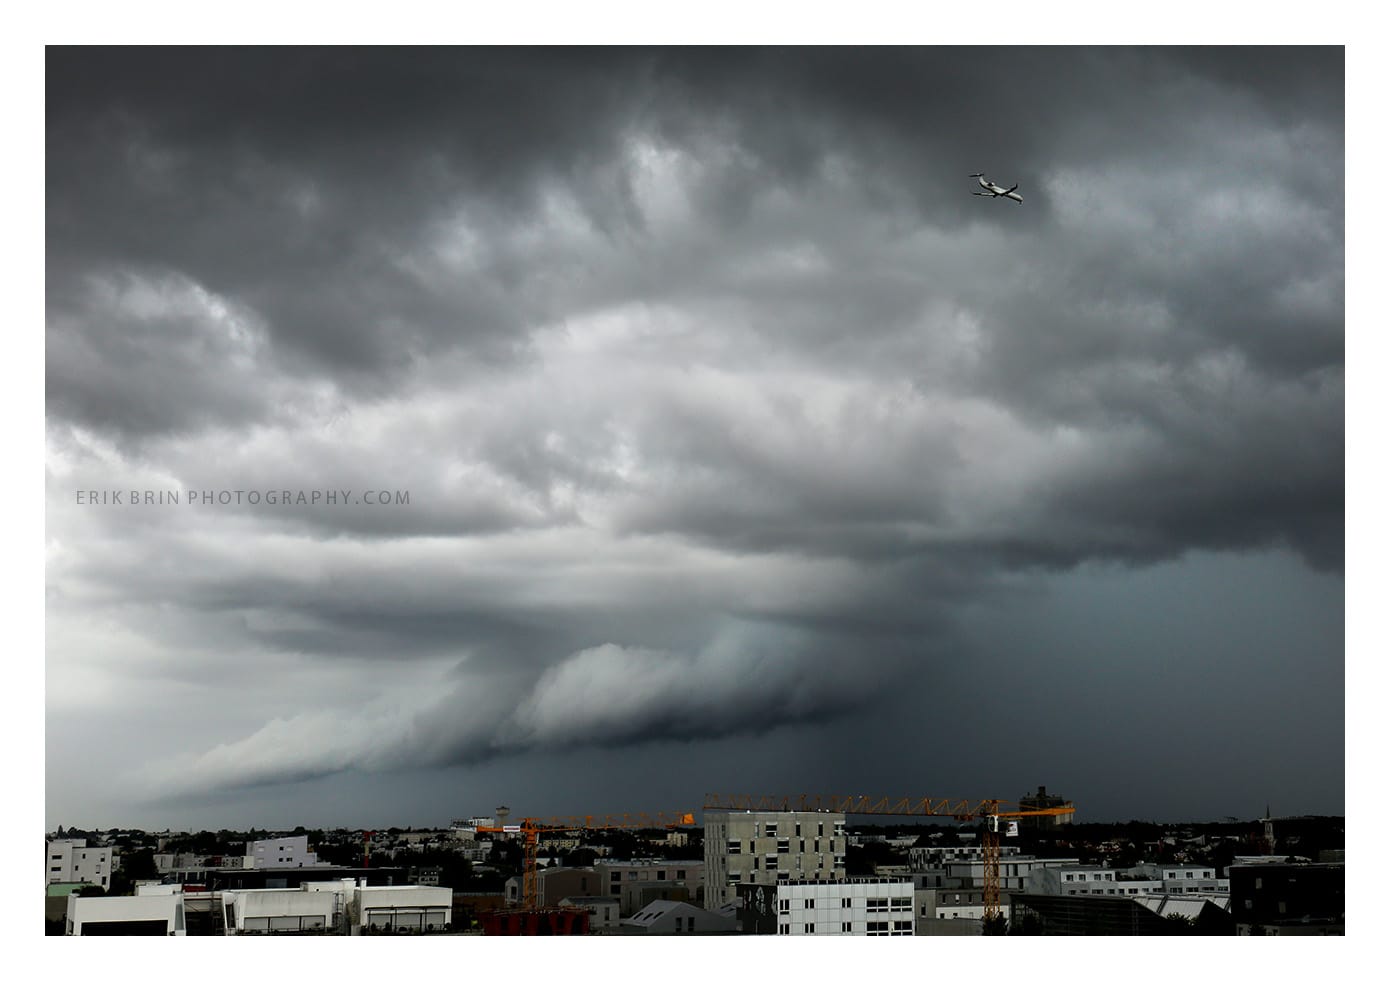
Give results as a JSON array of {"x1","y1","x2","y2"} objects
[{"x1": 46, "y1": 47, "x2": 1343, "y2": 830}]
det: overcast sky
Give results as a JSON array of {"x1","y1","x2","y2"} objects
[{"x1": 45, "y1": 47, "x2": 1343, "y2": 830}]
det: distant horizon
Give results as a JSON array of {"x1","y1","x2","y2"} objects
[{"x1": 48, "y1": 811, "x2": 1347, "y2": 835}]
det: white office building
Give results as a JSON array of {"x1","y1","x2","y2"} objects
[
  {"x1": 704, "y1": 810, "x2": 847, "y2": 909},
  {"x1": 773, "y1": 878, "x2": 915, "y2": 936},
  {"x1": 46, "y1": 839, "x2": 116, "y2": 889},
  {"x1": 1028, "y1": 865, "x2": 1120, "y2": 896},
  {"x1": 1029, "y1": 864, "x2": 1228, "y2": 898},
  {"x1": 244, "y1": 835, "x2": 323, "y2": 869}
]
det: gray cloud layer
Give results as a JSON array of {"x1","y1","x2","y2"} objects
[{"x1": 46, "y1": 47, "x2": 1342, "y2": 822}]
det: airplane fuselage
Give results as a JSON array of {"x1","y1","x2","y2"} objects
[{"x1": 974, "y1": 174, "x2": 1023, "y2": 203}]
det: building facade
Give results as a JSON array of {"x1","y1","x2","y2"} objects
[
  {"x1": 65, "y1": 894, "x2": 186, "y2": 936},
  {"x1": 504, "y1": 866, "x2": 604, "y2": 907},
  {"x1": 1030, "y1": 864, "x2": 1229, "y2": 899},
  {"x1": 595, "y1": 858, "x2": 704, "y2": 915},
  {"x1": 1228, "y1": 861, "x2": 1344, "y2": 935},
  {"x1": 46, "y1": 839, "x2": 116, "y2": 889},
  {"x1": 245, "y1": 835, "x2": 322, "y2": 869},
  {"x1": 703, "y1": 810, "x2": 846, "y2": 909},
  {"x1": 737, "y1": 878, "x2": 915, "y2": 936}
]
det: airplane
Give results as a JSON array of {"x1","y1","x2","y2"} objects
[{"x1": 970, "y1": 173, "x2": 1023, "y2": 203}]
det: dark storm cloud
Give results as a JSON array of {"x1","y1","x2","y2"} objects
[{"x1": 46, "y1": 47, "x2": 1342, "y2": 813}]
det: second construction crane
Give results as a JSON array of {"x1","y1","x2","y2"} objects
[{"x1": 475, "y1": 808, "x2": 696, "y2": 910}]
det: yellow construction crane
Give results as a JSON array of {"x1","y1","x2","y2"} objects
[
  {"x1": 703, "y1": 793, "x2": 1076, "y2": 921},
  {"x1": 475, "y1": 810, "x2": 697, "y2": 910}
]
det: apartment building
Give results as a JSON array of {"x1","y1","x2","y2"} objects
[
  {"x1": 46, "y1": 839, "x2": 116, "y2": 889},
  {"x1": 703, "y1": 810, "x2": 846, "y2": 909}
]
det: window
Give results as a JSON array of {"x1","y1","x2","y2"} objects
[
  {"x1": 1065, "y1": 874, "x2": 1074, "y2": 882},
  {"x1": 867, "y1": 898, "x2": 888, "y2": 911},
  {"x1": 805, "y1": 898, "x2": 815, "y2": 909},
  {"x1": 795, "y1": 823, "x2": 802, "y2": 836},
  {"x1": 894, "y1": 921, "x2": 912, "y2": 932},
  {"x1": 842, "y1": 898, "x2": 851, "y2": 908},
  {"x1": 677, "y1": 870, "x2": 686, "y2": 879},
  {"x1": 50, "y1": 866, "x2": 61, "y2": 872},
  {"x1": 891, "y1": 897, "x2": 911, "y2": 910},
  {"x1": 777, "y1": 840, "x2": 790, "y2": 854},
  {"x1": 765, "y1": 857, "x2": 778, "y2": 871},
  {"x1": 728, "y1": 841, "x2": 741, "y2": 854},
  {"x1": 779, "y1": 924, "x2": 790, "y2": 935},
  {"x1": 611, "y1": 872, "x2": 620, "y2": 882},
  {"x1": 804, "y1": 923, "x2": 815, "y2": 933},
  {"x1": 1186, "y1": 871, "x2": 1194, "y2": 879},
  {"x1": 842, "y1": 922, "x2": 852, "y2": 933},
  {"x1": 657, "y1": 871, "x2": 667, "y2": 881},
  {"x1": 764, "y1": 823, "x2": 778, "y2": 838},
  {"x1": 867, "y1": 921, "x2": 889, "y2": 935}
]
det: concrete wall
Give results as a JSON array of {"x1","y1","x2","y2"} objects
[
  {"x1": 222, "y1": 888, "x2": 337, "y2": 934},
  {"x1": 66, "y1": 894, "x2": 185, "y2": 936}
]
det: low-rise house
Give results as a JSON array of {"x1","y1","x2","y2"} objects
[
  {"x1": 504, "y1": 866, "x2": 604, "y2": 907},
  {"x1": 622, "y1": 899, "x2": 738, "y2": 934},
  {"x1": 560, "y1": 895, "x2": 621, "y2": 933},
  {"x1": 597, "y1": 858, "x2": 704, "y2": 915}
]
